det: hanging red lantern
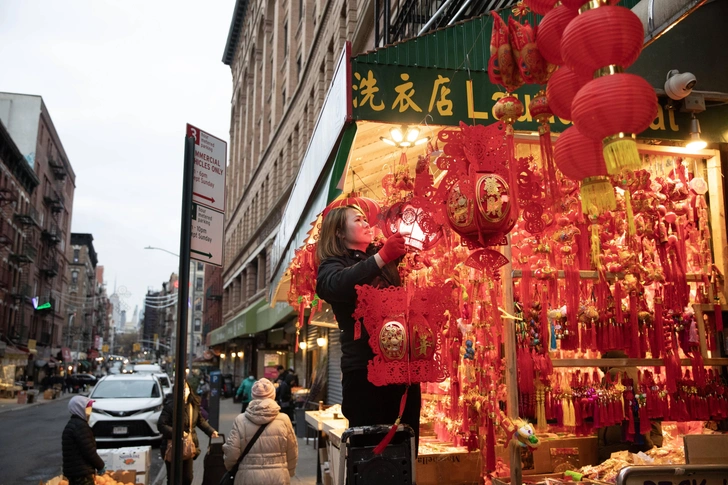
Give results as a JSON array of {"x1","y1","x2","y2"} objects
[
  {"x1": 493, "y1": 94, "x2": 525, "y2": 125},
  {"x1": 545, "y1": 66, "x2": 587, "y2": 121},
  {"x1": 322, "y1": 192, "x2": 381, "y2": 222},
  {"x1": 536, "y1": 5, "x2": 577, "y2": 66},
  {"x1": 381, "y1": 199, "x2": 444, "y2": 252},
  {"x1": 560, "y1": 0, "x2": 588, "y2": 9},
  {"x1": 561, "y1": 6, "x2": 644, "y2": 78},
  {"x1": 523, "y1": 0, "x2": 557, "y2": 15},
  {"x1": 571, "y1": 73, "x2": 658, "y2": 175},
  {"x1": 554, "y1": 126, "x2": 616, "y2": 214}
]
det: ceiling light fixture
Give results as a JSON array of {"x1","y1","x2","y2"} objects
[
  {"x1": 685, "y1": 113, "x2": 707, "y2": 150},
  {"x1": 380, "y1": 124, "x2": 430, "y2": 148}
]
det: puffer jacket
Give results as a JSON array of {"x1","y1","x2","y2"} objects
[
  {"x1": 62, "y1": 415, "x2": 105, "y2": 478},
  {"x1": 223, "y1": 398, "x2": 298, "y2": 485},
  {"x1": 157, "y1": 393, "x2": 215, "y2": 459}
]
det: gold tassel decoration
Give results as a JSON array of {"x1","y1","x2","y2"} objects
[
  {"x1": 603, "y1": 134, "x2": 640, "y2": 174},
  {"x1": 624, "y1": 190, "x2": 636, "y2": 236},
  {"x1": 581, "y1": 176, "x2": 616, "y2": 215}
]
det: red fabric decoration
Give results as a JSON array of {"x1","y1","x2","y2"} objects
[
  {"x1": 508, "y1": 17, "x2": 554, "y2": 84},
  {"x1": 353, "y1": 284, "x2": 456, "y2": 386},
  {"x1": 561, "y1": 6, "x2": 644, "y2": 77},
  {"x1": 321, "y1": 192, "x2": 380, "y2": 222},
  {"x1": 524, "y1": 0, "x2": 557, "y2": 15},
  {"x1": 571, "y1": 73, "x2": 658, "y2": 174},
  {"x1": 536, "y1": 5, "x2": 577, "y2": 66},
  {"x1": 489, "y1": 12, "x2": 523, "y2": 92},
  {"x1": 545, "y1": 67, "x2": 588, "y2": 121}
]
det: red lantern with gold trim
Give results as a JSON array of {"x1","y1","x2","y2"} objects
[
  {"x1": 554, "y1": 126, "x2": 616, "y2": 214},
  {"x1": 571, "y1": 73, "x2": 658, "y2": 175},
  {"x1": 322, "y1": 192, "x2": 381, "y2": 222},
  {"x1": 561, "y1": 6, "x2": 644, "y2": 78},
  {"x1": 536, "y1": 5, "x2": 577, "y2": 66},
  {"x1": 545, "y1": 67, "x2": 587, "y2": 121},
  {"x1": 523, "y1": 0, "x2": 557, "y2": 15}
]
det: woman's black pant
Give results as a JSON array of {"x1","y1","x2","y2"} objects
[
  {"x1": 165, "y1": 458, "x2": 194, "y2": 485},
  {"x1": 341, "y1": 369, "x2": 421, "y2": 451}
]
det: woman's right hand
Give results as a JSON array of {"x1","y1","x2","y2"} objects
[{"x1": 378, "y1": 232, "x2": 406, "y2": 264}]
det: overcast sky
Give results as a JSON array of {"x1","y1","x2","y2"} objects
[{"x1": 0, "y1": 1, "x2": 235, "y2": 319}]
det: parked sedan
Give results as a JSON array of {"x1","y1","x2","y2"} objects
[
  {"x1": 88, "y1": 374, "x2": 163, "y2": 444},
  {"x1": 70, "y1": 373, "x2": 97, "y2": 392}
]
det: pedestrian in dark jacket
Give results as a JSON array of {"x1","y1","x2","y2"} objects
[
  {"x1": 157, "y1": 380, "x2": 219, "y2": 485},
  {"x1": 62, "y1": 395, "x2": 105, "y2": 485},
  {"x1": 315, "y1": 205, "x2": 421, "y2": 449}
]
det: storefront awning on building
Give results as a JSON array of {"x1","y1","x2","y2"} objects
[{"x1": 210, "y1": 298, "x2": 295, "y2": 346}]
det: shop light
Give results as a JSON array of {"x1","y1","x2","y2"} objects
[
  {"x1": 380, "y1": 124, "x2": 431, "y2": 148},
  {"x1": 317, "y1": 337, "x2": 328, "y2": 347},
  {"x1": 686, "y1": 113, "x2": 707, "y2": 150},
  {"x1": 299, "y1": 341, "x2": 308, "y2": 350},
  {"x1": 220, "y1": 353, "x2": 226, "y2": 359},
  {"x1": 237, "y1": 351, "x2": 243, "y2": 358}
]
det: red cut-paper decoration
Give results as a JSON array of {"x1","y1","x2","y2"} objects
[
  {"x1": 353, "y1": 284, "x2": 457, "y2": 386},
  {"x1": 545, "y1": 67, "x2": 588, "y2": 121},
  {"x1": 489, "y1": 11, "x2": 523, "y2": 92},
  {"x1": 536, "y1": 5, "x2": 577, "y2": 66},
  {"x1": 464, "y1": 249, "x2": 509, "y2": 278},
  {"x1": 561, "y1": 6, "x2": 644, "y2": 77},
  {"x1": 322, "y1": 192, "x2": 381, "y2": 222}
]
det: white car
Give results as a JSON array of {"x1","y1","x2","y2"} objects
[{"x1": 88, "y1": 374, "x2": 163, "y2": 444}]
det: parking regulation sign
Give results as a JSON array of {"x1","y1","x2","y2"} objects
[{"x1": 186, "y1": 124, "x2": 226, "y2": 213}]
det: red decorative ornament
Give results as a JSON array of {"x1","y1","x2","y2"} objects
[
  {"x1": 508, "y1": 17, "x2": 554, "y2": 84},
  {"x1": 561, "y1": 6, "x2": 644, "y2": 77},
  {"x1": 554, "y1": 126, "x2": 615, "y2": 214},
  {"x1": 322, "y1": 192, "x2": 380, "y2": 222},
  {"x1": 571, "y1": 73, "x2": 658, "y2": 174},
  {"x1": 560, "y1": 0, "x2": 588, "y2": 10},
  {"x1": 353, "y1": 284, "x2": 457, "y2": 386},
  {"x1": 489, "y1": 11, "x2": 523, "y2": 92},
  {"x1": 493, "y1": 95, "x2": 525, "y2": 124},
  {"x1": 523, "y1": 0, "x2": 557, "y2": 15},
  {"x1": 528, "y1": 91, "x2": 560, "y2": 206},
  {"x1": 536, "y1": 5, "x2": 577, "y2": 66},
  {"x1": 545, "y1": 67, "x2": 587, "y2": 121}
]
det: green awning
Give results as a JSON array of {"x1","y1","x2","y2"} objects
[{"x1": 210, "y1": 299, "x2": 295, "y2": 346}]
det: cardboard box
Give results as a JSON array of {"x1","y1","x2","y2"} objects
[
  {"x1": 497, "y1": 437, "x2": 598, "y2": 475},
  {"x1": 115, "y1": 446, "x2": 151, "y2": 473},
  {"x1": 111, "y1": 470, "x2": 137, "y2": 484},
  {"x1": 98, "y1": 449, "x2": 116, "y2": 470},
  {"x1": 134, "y1": 472, "x2": 148, "y2": 485},
  {"x1": 416, "y1": 451, "x2": 482, "y2": 485},
  {"x1": 493, "y1": 473, "x2": 565, "y2": 485},
  {"x1": 683, "y1": 434, "x2": 728, "y2": 464},
  {"x1": 43, "y1": 389, "x2": 54, "y2": 400}
]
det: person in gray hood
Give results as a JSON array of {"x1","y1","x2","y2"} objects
[{"x1": 62, "y1": 395, "x2": 105, "y2": 485}]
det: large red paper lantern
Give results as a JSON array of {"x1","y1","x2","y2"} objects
[
  {"x1": 536, "y1": 5, "x2": 577, "y2": 66},
  {"x1": 554, "y1": 126, "x2": 615, "y2": 214},
  {"x1": 322, "y1": 192, "x2": 380, "y2": 222},
  {"x1": 561, "y1": 6, "x2": 644, "y2": 77},
  {"x1": 523, "y1": 0, "x2": 557, "y2": 15},
  {"x1": 560, "y1": 0, "x2": 587, "y2": 9},
  {"x1": 571, "y1": 73, "x2": 658, "y2": 174},
  {"x1": 545, "y1": 67, "x2": 587, "y2": 121}
]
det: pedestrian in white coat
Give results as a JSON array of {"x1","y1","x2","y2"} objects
[{"x1": 223, "y1": 378, "x2": 298, "y2": 484}]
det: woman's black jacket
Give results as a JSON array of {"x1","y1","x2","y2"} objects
[
  {"x1": 157, "y1": 393, "x2": 215, "y2": 459},
  {"x1": 62, "y1": 415, "x2": 105, "y2": 478},
  {"x1": 316, "y1": 246, "x2": 400, "y2": 373}
]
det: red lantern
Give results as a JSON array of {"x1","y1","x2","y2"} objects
[
  {"x1": 545, "y1": 66, "x2": 587, "y2": 121},
  {"x1": 536, "y1": 5, "x2": 577, "y2": 66},
  {"x1": 382, "y1": 199, "x2": 444, "y2": 252},
  {"x1": 560, "y1": 0, "x2": 587, "y2": 9},
  {"x1": 322, "y1": 192, "x2": 381, "y2": 222},
  {"x1": 554, "y1": 126, "x2": 616, "y2": 214},
  {"x1": 571, "y1": 73, "x2": 658, "y2": 174},
  {"x1": 523, "y1": 0, "x2": 557, "y2": 15},
  {"x1": 561, "y1": 6, "x2": 644, "y2": 77},
  {"x1": 494, "y1": 95, "x2": 525, "y2": 125}
]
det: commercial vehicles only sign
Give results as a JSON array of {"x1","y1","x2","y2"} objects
[{"x1": 186, "y1": 123, "x2": 226, "y2": 213}]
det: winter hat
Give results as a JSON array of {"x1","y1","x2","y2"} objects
[
  {"x1": 68, "y1": 395, "x2": 92, "y2": 419},
  {"x1": 251, "y1": 378, "x2": 276, "y2": 400}
]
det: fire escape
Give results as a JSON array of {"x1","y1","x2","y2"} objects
[
  {"x1": 0, "y1": 181, "x2": 18, "y2": 295},
  {"x1": 9, "y1": 204, "x2": 40, "y2": 345},
  {"x1": 375, "y1": 0, "x2": 518, "y2": 46}
]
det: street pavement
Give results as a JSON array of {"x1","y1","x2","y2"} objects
[{"x1": 0, "y1": 393, "x2": 318, "y2": 485}]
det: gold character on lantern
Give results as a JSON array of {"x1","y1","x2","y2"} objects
[
  {"x1": 353, "y1": 70, "x2": 384, "y2": 111},
  {"x1": 392, "y1": 73, "x2": 422, "y2": 113}
]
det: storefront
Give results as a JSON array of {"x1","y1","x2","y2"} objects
[{"x1": 269, "y1": 3, "x2": 728, "y2": 484}]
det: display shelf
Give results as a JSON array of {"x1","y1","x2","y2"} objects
[{"x1": 549, "y1": 357, "x2": 728, "y2": 368}]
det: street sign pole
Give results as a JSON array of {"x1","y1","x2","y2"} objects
[{"x1": 171, "y1": 135, "x2": 195, "y2": 485}]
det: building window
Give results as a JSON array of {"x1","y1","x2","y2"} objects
[
  {"x1": 195, "y1": 297, "x2": 202, "y2": 311},
  {"x1": 194, "y1": 318, "x2": 201, "y2": 332},
  {"x1": 297, "y1": 55, "x2": 301, "y2": 80},
  {"x1": 73, "y1": 249, "x2": 79, "y2": 263},
  {"x1": 282, "y1": 88, "x2": 286, "y2": 107},
  {"x1": 196, "y1": 277, "x2": 203, "y2": 291},
  {"x1": 283, "y1": 21, "x2": 288, "y2": 56},
  {"x1": 299, "y1": 0, "x2": 303, "y2": 21},
  {"x1": 71, "y1": 270, "x2": 78, "y2": 285},
  {"x1": 197, "y1": 262, "x2": 204, "y2": 271}
]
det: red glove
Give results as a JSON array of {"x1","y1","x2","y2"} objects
[{"x1": 378, "y1": 233, "x2": 406, "y2": 264}]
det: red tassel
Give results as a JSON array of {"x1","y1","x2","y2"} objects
[
  {"x1": 354, "y1": 321, "x2": 361, "y2": 341},
  {"x1": 373, "y1": 387, "x2": 409, "y2": 455}
]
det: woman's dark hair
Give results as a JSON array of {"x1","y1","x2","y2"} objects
[{"x1": 316, "y1": 205, "x2": 365, "y2": 263}]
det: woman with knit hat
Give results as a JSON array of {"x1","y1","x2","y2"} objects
[
  {"x1": 62, "y1": 396, "x2": 105, "y2": 485},
  {"x1": 223, "y1": 378, "x2": 298, "y2": 484}
]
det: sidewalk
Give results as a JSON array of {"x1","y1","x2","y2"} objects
[
  {"x1": 0, "y1": 390, "x2": 75, "y2": 414},
  {"x1": 153, "y1": 397, "x2": 318, "y2": 485}
]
